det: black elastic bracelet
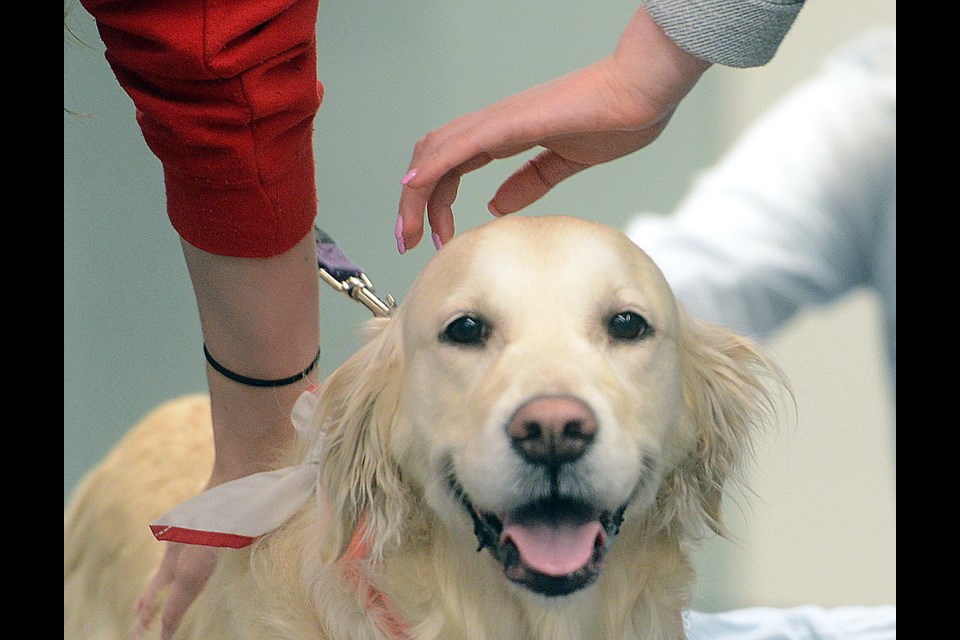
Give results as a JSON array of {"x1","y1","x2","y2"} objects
[{"x1": 202, "y1": 343, "x2": 321, "y2": 388}]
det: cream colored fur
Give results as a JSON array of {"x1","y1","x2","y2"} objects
[{"x1": 64, "y1": 215, "x2": 783, "y2": 640}]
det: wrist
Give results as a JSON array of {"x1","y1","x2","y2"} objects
[
  {"x1": 203, "y1": 352, "x2": 319, "y2": 490},
  {"x1": 608, "y1": 6, "x2": 711, "y2": 128},
  {"x1": 183, "y1": 232, "x2": 321, "y2": 382},
  {"x1": 205, "y1": 378, "x2": 308, "y2": 487}
]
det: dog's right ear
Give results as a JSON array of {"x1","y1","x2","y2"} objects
[{"x1": 312, "y1": 316, "x2": 410, "y2": 565}]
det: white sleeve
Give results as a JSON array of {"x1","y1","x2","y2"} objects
[{"x1": 625, "y1": 29, "x2": 896, "y2": 340}]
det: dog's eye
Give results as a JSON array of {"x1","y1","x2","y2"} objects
[
  {"x1": 442, "y1": 315, "x2": 488, "y2": 346},
  {"x1": 607, "y1": 311, "x2": 652, "y2": 342}
]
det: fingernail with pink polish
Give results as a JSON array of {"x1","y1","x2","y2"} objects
[
  {"x1": 401, "y1": 168, "x2": 418, "y2": 186},
  {"x1": 432, "y1": 232, "x2": 443, "y2": 251},
  {"x1": 395, "y1": 215, "x2": 406, "y2": 254}
]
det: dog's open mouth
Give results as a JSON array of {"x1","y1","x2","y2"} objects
[{"x1": 450, "y1": 479, "x2": 625, "y2": 597}]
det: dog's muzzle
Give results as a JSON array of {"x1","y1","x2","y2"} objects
[
  {"x1": 447, "y1": 395, "x2": 628, "y2": 596},
  {"x1": 452, "y1": 481, "x2": 626, "y2": 597}
]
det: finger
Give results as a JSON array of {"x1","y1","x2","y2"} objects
[
  {"x1": 426, "y1": 153, "x2": 496, "y2": 248},
  {"x1": 425, "y1": 172, "x2": 460, "y2": 249},
  {"x1": 407, "y1": 137, "x2": 536, "y2": 197},
  {"x1": 396, "y1": 169, "x2": 430, "y2": 253},
  {"x1": 403, "y1": 114, "x2": 503, "y2": 188},
  {"x1": 396, "y1": 121, "x2": 480, "y2": 252},
  {"x1": 488, "y1": 150, "x2": 589, "y2": 216},
  {"x1": 131, "y1": 545, "x2": 182, "y2": 639},
  {"x1": 158, "y1": 547, "x2": 220, "y2": 640},
  {"x1": 398, "y1": 150, "x2": 494, "y2": 252}
]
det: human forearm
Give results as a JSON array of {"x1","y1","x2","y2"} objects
[{"x1": 182, "y1": 232, "x2": 321, "y2": 485}]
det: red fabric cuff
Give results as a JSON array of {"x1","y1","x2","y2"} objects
[
  {"x1": 166, "y1": 137, "x2": 319, "y2": 257},
  {"x1": 82, "y1": 0, "x2": 323, "y2": 258}
]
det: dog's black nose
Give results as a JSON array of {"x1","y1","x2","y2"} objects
[{"x1": 508, "y1": 396, "x2": 597, "y2": 467}]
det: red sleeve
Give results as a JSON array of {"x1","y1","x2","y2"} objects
[{"x1": 80, "y1": 0, "x2": 324, "y2": 258}]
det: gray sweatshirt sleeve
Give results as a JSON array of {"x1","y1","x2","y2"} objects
[{"x1": 641, "y1": 0, "x2": 805, "y2": 67}]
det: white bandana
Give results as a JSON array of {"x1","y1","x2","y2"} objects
[{"x1": 149, "y1": 389, "x2": 324, "y2": 548}]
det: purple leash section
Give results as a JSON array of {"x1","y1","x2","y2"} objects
[{"x1": 314, "y1": 225, "x2": 396, "y2": 317}]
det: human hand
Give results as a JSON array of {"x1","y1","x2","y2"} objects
[
  {"x1": 395, "y1": 6, "x2": 710, "y2": 253},
  {"x1": 131, "y1": 541, "x2": 221, "y2": 640}
]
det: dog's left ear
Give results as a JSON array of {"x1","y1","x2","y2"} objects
[
  {"x1": 672, "y1": 308, "x2": 785, "y2": 538},
  {"x1": 313, "y1": 316, "x2": 410, "y2": 564}
]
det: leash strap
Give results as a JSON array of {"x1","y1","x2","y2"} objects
[{"x1": 315, "y1": 225, "x2": 396, "y2": 317}]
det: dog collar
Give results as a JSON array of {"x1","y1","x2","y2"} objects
[{"x1": 343, "y1": 517, "x2": 411, "y2": 639}]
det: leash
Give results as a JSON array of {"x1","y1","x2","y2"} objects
[
  {"x1": 316, "y1": 226, "x2": 410, "y2": 638},
  {"x1": 315, "y1": 225, "x2": 396, "y2": 318}
]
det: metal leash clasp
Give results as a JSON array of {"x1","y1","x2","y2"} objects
[{"x1": 318, "y1": 268, "x2": 396, "y2": 318}]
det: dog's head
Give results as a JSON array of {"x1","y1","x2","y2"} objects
[{"x1": 314, "y1": 215, "x2": 780, "y2": 598}]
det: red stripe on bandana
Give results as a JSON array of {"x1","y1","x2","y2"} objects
[{"x1": 150, "y1": 524, "x2": 258, "y2": 549}]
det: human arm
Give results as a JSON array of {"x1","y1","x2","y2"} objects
[
  {"x1": 395, "y1": 5, "x2": 708, "y2": 252},
  {"x1": 133, "y1": 233, "x2": 321, "y2": 640},
  {"x1": 77, "y1": 0, "x2": 324, "y2": 637},
  {"x1": 395, "y1": 1, "x2": 805, "y2": 252},
  {"x1": 639, "y1": 32, "x2": 896, "y2": 637}
]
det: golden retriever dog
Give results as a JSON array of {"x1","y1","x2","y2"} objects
[{"x1": 64, "y1": 215, "x2": 781, "y2": 640}]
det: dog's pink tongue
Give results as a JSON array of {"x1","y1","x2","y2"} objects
[{"x1": 502, "y1": 521, "x2": 603, "y2": 576}]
